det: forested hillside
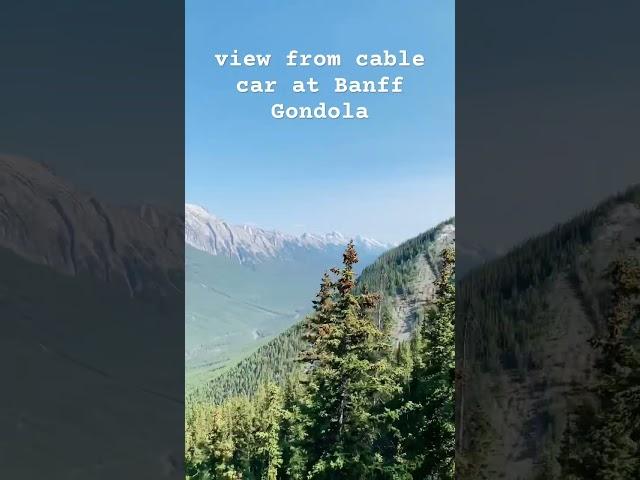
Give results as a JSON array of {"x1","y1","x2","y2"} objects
[
  {"x1": 185, "y1": 214, "x2": 387, "y2": 385},
  {"x1": 186, "y1": 242, "x2": 456, "y2": 479},
  {"x1": 358, "y1": 218, "x2": 454, "y2": 340},
  {"x1": 187, "y1": 219, "x2": 455, "y2": 407},
  {"x1": 357, "y1": 218, "x2": 454, "y2": 297},
  {"x1": 186, "y1": 323, "x2": 306, "y2": 406},
  {"x1": 457, "y1": 185, "x2": 640, "y2": 479}
]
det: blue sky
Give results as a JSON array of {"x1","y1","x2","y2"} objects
[{"x1": 186, "y1": 0, "x2": 454, "y2": 244}]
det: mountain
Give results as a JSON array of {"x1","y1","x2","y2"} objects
[
  {"x1": 185, "y1": 203, "x2": 389, "y2": 264},
  {"x1": 457, "y1": 185, "x2": 640, "y2": 479},
  {"x1": 456, "y1": 241, "x2": 502, "y2": 277},
  {"x1": 187, "y1": 218, "x2": 455, "y2": 405},
  {"x1": 0, "y1": 155, "x2": 183, "y2": 478},
  {"x1": 0, "y1": 155, "x2": 183, "y2": 297},
  {"x1": 358, "y1": 218, "x2": 455, "y2": 341},
  {"x1": 0, "y1": 244, "x2": 183, "y2": 479},
  {"x1": 184, "y1": 204, "x2": 391, "y2": 384}
]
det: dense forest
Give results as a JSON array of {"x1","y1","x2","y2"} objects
[
  {"x1": 457, "y1": 185, "x2": 640, "y2": 478},
  {"x1": 458, "y1": 186, "x2": 640, "y2": 374},
  {"x1": 186, "y1": 323, "x2": 307, "y2": 406},
  {"x1": 188, "y1": 220, "x2": 454, "y2": 407},
  {"x1": 357, "y1": 218, "x2": 453, "y2": 297},
  {"x1": 185, "y1": 243, "x2": 456, "y2": 479},
  {"x1": 559, "y1": 255, "x2": 640, "y2": 478}
]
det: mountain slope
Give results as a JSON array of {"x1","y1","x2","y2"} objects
[
  {"x1": 0, "y1": 246, "x2": 183, "y2": 478},
  {"x1": 457, "y1": 185, "x2": 640, "y2": 479},
  {"x1": 185, "y1": 245, "x2": 386, "y2": 384},
  {"x1": 186, "y1": 245, "x2": 308, "y2": 381},
  {"x1": 185, "y1": 203, "x2": 389, "y2": 264},
  {"x1": 188, "y1": 218, "x2": 455, "y2": 405},
  {"x1": 0, "y1": 155, "x2": 183, "y2": 296},
  {"x1": 0, "y1": 155, "x2": 185, "y2": 478},
  {"x1": 358, "y1": 218, "x2": 455, "y2": 340}
]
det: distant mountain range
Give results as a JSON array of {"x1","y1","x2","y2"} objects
[
  {"x1": 185, "y1": 203, "x2": 389, "y2": 264},
  {"x1": 184, "y1": 205, "x2": 393, "y2": 385},
  {"x1": 188, "y1": 218, "x2": 456, "y2": 404},
  {"x1": 184, "y1": 203, "x2": 396, "y2": 383}
]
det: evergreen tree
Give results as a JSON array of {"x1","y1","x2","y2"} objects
[
  {"x1": 560, "y1": 256, "x2": 640, "y2": 479},
  {"x1": 280, "y1": 375, "x2": 309, "y2": 480},
  {"x1": 184, "y1": 241, "x2": 458, "y2": 480},
  {"x1": 205, "y1": 410, "x2": 242, "y2": 480},
  {"x1": 225, "y1": 396, "x2": 256, "y2": 478},
  {"x1": 303, "y1": 241, "x2": 400, "y2": 479},
  {"x1": 186, "y1": 403, "x2": 213, "y2": 479},
  {"x1": 185, "y1": 405, "x2": 241, "y2": 480},
  {"x1": 301, "y1": 272, "x2": 336, "y2": 366},
  {"x1": 254, "y1": 383, "x2": 285, "y2": 480},
  {"x1": 401, "y1": 247, "x2": 455, "y2": 479}
]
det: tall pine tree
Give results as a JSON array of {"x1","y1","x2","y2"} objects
[
  {"x1": 254, "y1": 383, "x2": 285, "y2": 480},
  {"x1": 400, "y1": 247, "x2": 455, "y2": 479},
  {"x1": 184, "y1": 242, "x2": 458, "y2": 480},
  {"x1": 560, "y1": 256, "x2": 640, "y2": 479},
  {"x1": 303, "y1": 241, "x2": 400, "y2": 479}
]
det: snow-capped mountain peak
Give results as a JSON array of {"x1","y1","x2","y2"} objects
[
  {"x1": 185, "y1": 203, "x2": 389, "y2": 263},
  {"x1": 353, "y1": 235, "x2": 389, "y2": 250}
]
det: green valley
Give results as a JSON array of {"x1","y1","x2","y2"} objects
[
  {"x1": 187, "y1": 218, "x2": 455, "y2": 405},
  {"x1": 185, "y1": 211, "x2": 387, "y2": 387}
]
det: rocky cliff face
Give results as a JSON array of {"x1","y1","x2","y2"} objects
[
  {"x1": 389, "y1": 221, "x2": 455, "y2": 341},
  {"x1": 353, "y1": 218, "x2": 455, "y2": 342},
  {"x1": 0, "y1": 156, "x2": 185, "y2": 477},
  {"x1": 185, "y1": 202, "x2": 389, "y2": 264},
  {"x1": 458, "y1": 188, "x2": 640, "y2": 479},
  {"x1": 0, "y1": 155, "x2": 183, "y2": 296}
]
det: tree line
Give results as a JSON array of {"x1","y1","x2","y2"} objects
[{"x1": 185, "y1": 243, "x2": 456, "y2": 479}]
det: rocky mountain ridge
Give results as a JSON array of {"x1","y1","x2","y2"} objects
[
  {"x1": 0, "y1": 155, "x2": 183, "y2": 296},
  {"x1": 185, "y1": 203, "x2": 389, "y2": 264}
]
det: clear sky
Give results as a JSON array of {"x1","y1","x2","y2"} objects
[{"x1": 186, "y1": 0, "x2": 454, "y2": 244}]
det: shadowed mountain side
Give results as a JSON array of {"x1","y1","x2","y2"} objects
[
  {"x1": 457, "y1": 185, "x2": 640, "y2": 479},
  {"x1": 0, "y1": 246, "x2": 183, "y2": 479},
  {"x1": 0, "y1": 155, "x2": 183, "y2": 297},
  {"x1": 0, "y1": 154, "x2": 184, "y2": 478}
]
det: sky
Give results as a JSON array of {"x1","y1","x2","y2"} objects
[
  {"x1": 1, "y1": 2, "x2": 184, "y2": 207},
  {"x1": 186, "y1": 0, "x2": 454, "y2": 244}
]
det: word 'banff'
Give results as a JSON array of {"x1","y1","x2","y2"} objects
[{"x1": 335, "y1": 76, "x2": 404, "y2": 93}]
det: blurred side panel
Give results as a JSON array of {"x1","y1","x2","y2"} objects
[
  {"x1": 0, "y1": 1, "x2": 184, "y2": 478},
  {"x1": 456, "y1": 1, "x2": 640, "y2": 478}
]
